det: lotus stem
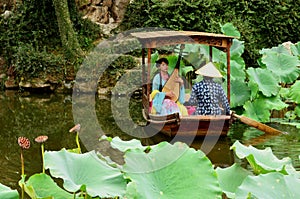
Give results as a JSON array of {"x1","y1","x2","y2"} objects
[
  {"x1": 41, "y1": 143, "x2": 45, "y2": 173},
  {"x1": 35, "y1": 135, "x2": 48, "y2": 173},
  {"x1": 76, "y1": 132, "x2": 81, "y2": 153},
  {"x1": 69, "y1": 124, "x2": 81, "y2": 153},
  {"x1": 18, "y1": 137, "x2": 30, "y2": 199},
  {"x1": 20, "y1": 148, "x2": 24, "y2": 176}
]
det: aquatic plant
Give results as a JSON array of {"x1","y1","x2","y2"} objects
[
  {"x1": 35, "y1": 135, "x2": 48, "y2": 173},
  {"x1": 17, "y1": 136, "x2": 30, "y2": 199},
  {"x1": 1, "y1": 135, "x2": 298, "y2": 198},
  {"x1": 69, "y1": 124, "x2": 81, "y2": 153}
]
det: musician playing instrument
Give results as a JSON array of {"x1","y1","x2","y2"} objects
[{"x1": 150, "y1": 57, "x2": 188, "y2": 116}]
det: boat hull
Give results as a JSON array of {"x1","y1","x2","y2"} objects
[{"x1": 145, "y1": 112, "x2": 231, "y2": 137}]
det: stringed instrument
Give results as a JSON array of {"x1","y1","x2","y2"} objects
[{"x1": 162, "y1": 45, "x2": 185, "y2": 102}]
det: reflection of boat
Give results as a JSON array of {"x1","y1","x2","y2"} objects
[{"x1": 131, "y1": 31, "x2": 234, "y2": 137}]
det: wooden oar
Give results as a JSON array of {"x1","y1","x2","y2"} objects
[{"x1": 232, "y1": 113, "x2": 283, "y2": 135}]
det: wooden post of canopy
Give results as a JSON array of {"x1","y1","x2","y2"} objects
[
  {"x1": 142, "y1": 48, "x2": 145, "y2": 85},
  {"x1": 226, "y1": 43, "x2": 231, "y2": 104}
]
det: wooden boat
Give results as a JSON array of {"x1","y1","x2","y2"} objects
[{"x1": 131, "y1": 30, "x2": 235, "y2": 137}]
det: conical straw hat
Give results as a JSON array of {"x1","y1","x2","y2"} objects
[{"x1": 195, "y1": 62, "x2": 222, "y2": 78}]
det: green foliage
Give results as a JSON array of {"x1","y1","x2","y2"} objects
[
  {"x1": 0, "y1": 183, "x2": 19, "y2": 199},
  {"x1": 288, "y1": 81, "x2": 300, "y2": 104},
  {"x1": 14, "y1": 43, "x2": 65, "y2": 80},
  {"x1": 235, "y1": 172, "x2": 300, "y2": 199},
  {"x1": 246, "y1": 68, "x2": 280, "y2": 97},
  {"x1": 121, "y1": 0, "x2": 300, "y2": 67},
  {"x1": 216, "y1": 163, "x2": 252, "y2": 198},
  {"x1": 122, "y1": 142, "x2": 222, "y2": 198},
  {"x1": 0, "y1": 0, "x2": 102, "y2": 81},
  {"x1": 19, "y1": 173, "x2": 76, "y2": 199},
  {"x1": 44, "y1": 149, "x2": 126, "y2": 198},
  {"x1": 260, "y1": 50, "x2": 300, "y2": 84},
  {"x1": 5, "y1": 137, "x2": 299, "y2": 198}
]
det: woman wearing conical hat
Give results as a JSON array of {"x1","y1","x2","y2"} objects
[{"x1": 187, "y1": 62, "x2": 230, "y2": 115}]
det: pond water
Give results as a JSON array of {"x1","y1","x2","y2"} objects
[{"x1": 0, "y1": 91, "x2": 299, "y2": 195}]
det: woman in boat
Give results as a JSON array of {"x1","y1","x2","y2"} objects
[
  {"x1": 150, "y1": 57, "x2": 188, "y2": 116},
  {"x1": 187, "y1": 62, "x2": 230, "y2": 115}
]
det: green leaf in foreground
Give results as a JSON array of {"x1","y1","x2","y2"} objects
[
  {"x1": 216, "y1": 163, "x2": 252, "y2": 198},
  {"x1": 230, "y1": 141, "x2": 292, "y2": 175},
  {"x1": 44, "y1": 149, "x2": 126, "y2": 198},
  {"x1": 235, "y1": 172, "x2": 300, "y2": 199},
  {"x1": 19, "y1": 173, "x2": 75, "y2": 199},
  {"x1": 100, "y1": 135, "x2": 147, "y2": 152},
  {"x1": 0, "y1": 183, "x2": 19, "y2": 199},
  {"x1": 123, "y1": 141, "x2": 222, "y2": 199}
]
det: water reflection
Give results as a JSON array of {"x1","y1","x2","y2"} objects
[{"x1": 0, "y1": 91, "x2": 299, "y2": 194}]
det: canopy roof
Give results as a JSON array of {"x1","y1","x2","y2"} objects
[{"x1": 130, "y1": 30, "x2": 234, "y2": 49}]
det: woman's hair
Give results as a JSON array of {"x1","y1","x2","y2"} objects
[{"x1": 155, "y1": 57, "x2": 169, "y2": 67}]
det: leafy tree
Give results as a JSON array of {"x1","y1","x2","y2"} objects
[{"x1": 52, "y1": 0, "x2": 82, "y2": 59}]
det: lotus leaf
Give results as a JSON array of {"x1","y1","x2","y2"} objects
[
  {"x1": 231, "y1": 141, "x2": 292, "y2": 174},
  {"x1": 262, "y1": 96, "x2": 288, "y2": 111},
  {"x1": 260, "y1": 44, "x2": 292, "y2": 55},
  {"x1": 230, "y1": 79, "x2": 250, "y2": 108},
  {"x1": 246, "y1": 68, "x2": 280, "y2": 97},
  {"x1": 19, "y1": 173, "x2": 76, "y2": 199},
  {"x1": 235, "y1": 172, "x2": 300, "y2": 199},
  {"x1": 290, "y1": 41, "x2": 300, "y2": 56},
  {"x1": 230, "y1": 59, "x2": 246, "y2": 81},
  {"x1": 243, "y1": 100, "x2": 271, "y2": 122},
  {"x1": 229, "y1": 39, "x2": 244, "y2": 57},
  {"x1": 221, "y1": 22, "x2": 241, "y2": 38},
  {"x1": 44, "y1": 149, "x2": 126, "y2": 198},
  {"x1": 288, "y1": 80, "x2": 300, "y2": 103},
  {"x1": 123, "y1": 141, "x2": 222, "y2": 199},
  {"x1": 261, "y1": 51, "x2": 300, "y2": 83},
  {"x1": 0, "y1": 183, "x2": 19, "y2": 199},
  {"x1": 216, "y1": 163, "x2": 252, "y2": 198},
  {"x1": 100, "y1": 135, "x2": 147, "y2": 152}
]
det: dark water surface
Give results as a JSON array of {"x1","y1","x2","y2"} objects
[{"x1": 0, "y1": 91, "x2": 299, "y2": 194}]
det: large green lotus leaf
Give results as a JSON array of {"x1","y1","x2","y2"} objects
[
  {"x1": 229, "y1": 39, "x2": 244, "y2": 57},
  {"x1": 100, "y1": 135, "x2": 147, "y2": 152},
  {"x1": 247, "y1": 79, "x2": 259, "y2": 100},
  {"x1": 290, "y1": 41, "x2": 300, "y2": 56},
  {"x1": 0, "y1": 183, "x2": 19, "y2": 199},
  {"x1": 221, "y1": 23, "x2": 241, "y2": 38},
  {"x1": 124, "y1": 182, "x2": 143, "y2": 199},
  {"x1": 230, "y1": 59, "x2": 246, "y2": 81},
  {"x1": 231, "y1": 141, "x2": 292, "y2": 174},
  {"x1": 199, "y1": 44, "x2": 225, "y2": 64},
  {"x1": 246, "y1": 68, "x2": 280, "y2": 97},
  {"x1": 260, "y1": 44, "x2": 291, "y2": 55},
  {"x1": 123, "y1": 141, "x2": 222, "y2": 199},
  {"x1": 216, "y1": 163, "x2": 252, "y2": 198},
  {"x1": 243, "y1": 100, "x2": 271, "y2": 122},
  {"x1": 44, "y1": 149, "x2": 126, "y2": 198},
  {"x1": 279, "y1": 87, "x2": 290, "y2": 99},
  {"x1": 260, "y1": 95, "x2": 288, "y2": 111},
  {"x1": 235, "y1": 172, "x2": 300, "y2": 199},
  {"x1": 230, "y1": 79, "x2": 250, "y2": 108},
  {"x1": 288, "y1": 80, "x2": 300, "y2": 103},
  {"x1": 20, "y1": 173, "x2": 76, "y2": 199},
  {"x1": 261, "y1": 51, "x2": 300, "y2": 83}
]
